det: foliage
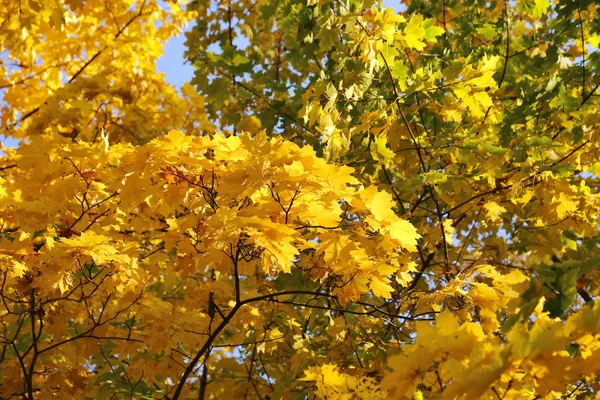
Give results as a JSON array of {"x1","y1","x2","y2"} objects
[{"x1": 1, "y1": 0, "x2": 600, "y2": 399}]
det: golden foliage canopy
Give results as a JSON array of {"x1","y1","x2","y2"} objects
[{"x1": 2, "y1": 0, "x2": 600, "y2": 399}]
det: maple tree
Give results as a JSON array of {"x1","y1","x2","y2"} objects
[{"x1": 1, "y1": 0, "x2": 600, "y2": 399}]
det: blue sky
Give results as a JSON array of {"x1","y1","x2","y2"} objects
[{"x1": 157, "y1": 30, "x2": 194, "y2": 89}]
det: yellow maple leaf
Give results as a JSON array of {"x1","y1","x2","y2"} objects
[
  {"x1": 387, "y1": 219, "x2": 420, "y2": 252},
  {"x1": 400, "y1": 14, "x2": 444, "y2": 50},
  {"x1": 484, "y1": 201, "x2": 507, "y2": 222},
  {"x1": 442, "y1": 219, "x2": 454, "y2": 244},
  {"x1": 554, "y1": 193, "x2": 577, "y2": 219},
  {"x1": 242, "y1": 217, "x2": 301, "y2": 274},
  {"x1": 359, "y1": 186, "x2": 397, "y2": 221},
  {"x1": 369, "y1": 276, "x2": 395, "y2": 298}
]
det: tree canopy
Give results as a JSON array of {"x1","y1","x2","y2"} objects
[{"x1": 1, "y1": 0, "x2": 600, "y2": 399}]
